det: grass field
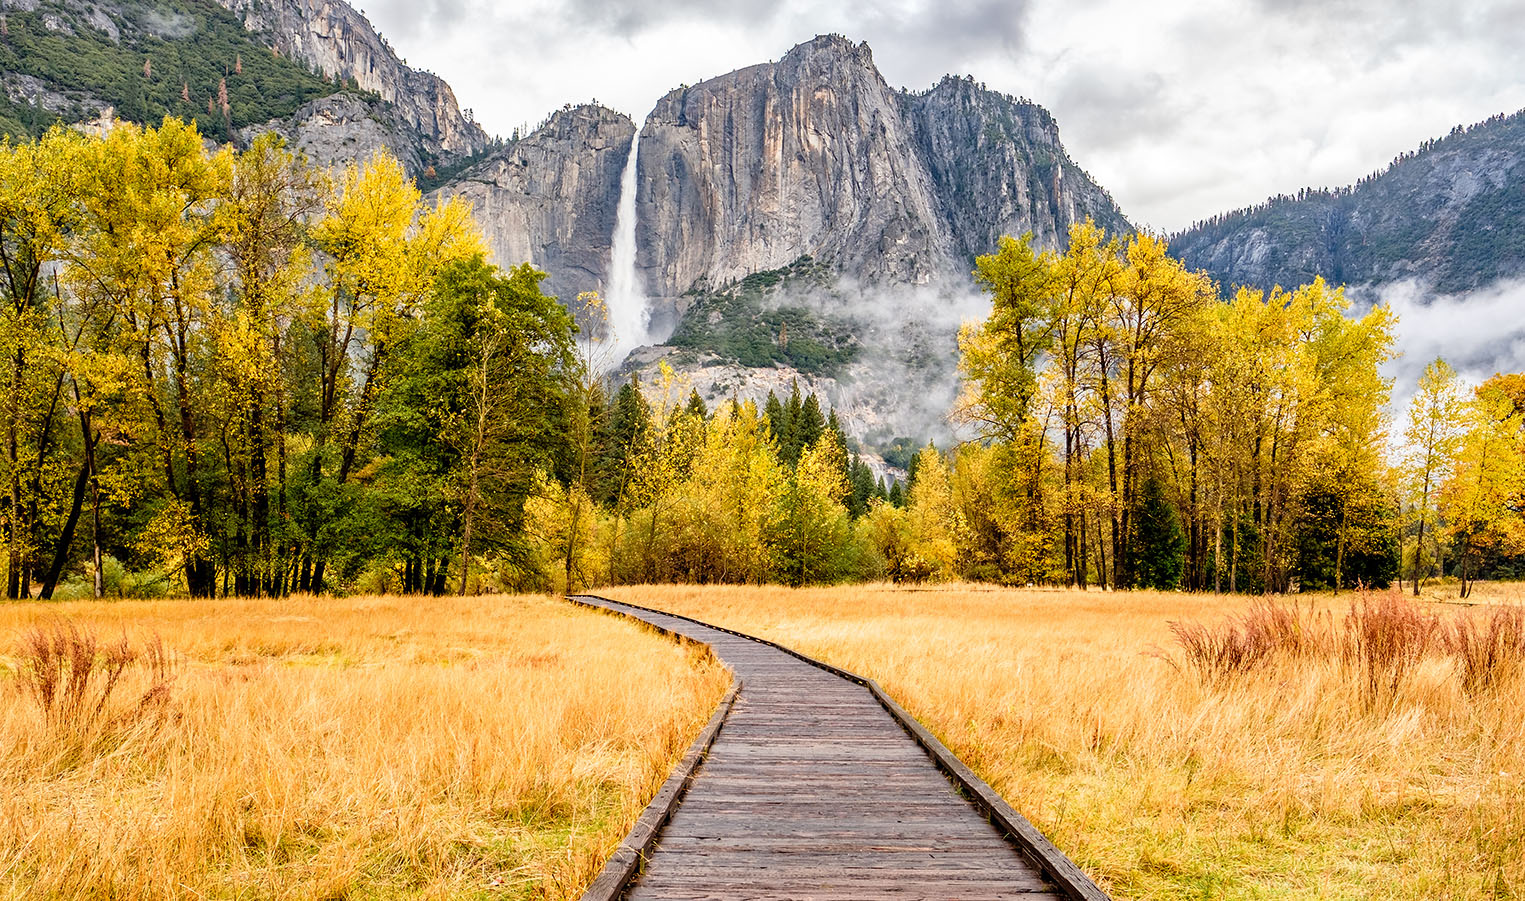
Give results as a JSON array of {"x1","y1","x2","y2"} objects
[
  {"x1": 0, "y1": 594, "x2": 728, "y2": 900},
  {"x1": 614, "y1": 583, "x2": 1525, "y2": 901}
]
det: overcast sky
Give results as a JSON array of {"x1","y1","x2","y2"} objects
[{"x1": 357, "y1": 0, "x2": 1525, "y2": 233}]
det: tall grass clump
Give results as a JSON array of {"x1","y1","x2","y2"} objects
[
  {"x1": 1169, "y1": 589, "x2": 1524, "y2": 701},
  {"x1": 1169, "y1": 598, "x2": 1331, "y2": 683},
  {"x1": 1446, "y1": 603, "x2": 1525, "y2": 694},
  {"x1": 14, "y1": 621, "x2": 177, "y2": 765},
  {"x1": 1339, "y1": 590, "x2": 1443, "y2": 700}
]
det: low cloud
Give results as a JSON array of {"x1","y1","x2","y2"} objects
[{"x1": 1351, "y1": 277, "x2": 1525, "y2": 415}]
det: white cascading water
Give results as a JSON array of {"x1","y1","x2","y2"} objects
[{"x1": 604, "y1": 124, "x2": 650, "y2": 368}]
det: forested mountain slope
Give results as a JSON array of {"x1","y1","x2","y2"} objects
[
  {"x1": 0, "y1": 0, "x2": 492, "y2": 173},
  {"x1": 1171, "y1": 110, "x2": 1525, "y2": 293}
]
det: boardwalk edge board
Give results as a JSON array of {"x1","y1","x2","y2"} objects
[
  {"x1": 568, "y1": 595, "x2": 742, "y2": 901},
  {"x1": 567, "y1": 594, "x2": 1111, "y2": 901}
]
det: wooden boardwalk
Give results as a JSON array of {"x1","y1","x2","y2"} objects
[{"x1": 572, "y1": 596, "x2": 1107, "y2": 901}]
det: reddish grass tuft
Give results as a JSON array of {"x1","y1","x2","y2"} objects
[
  {"x1": 16, "y1": 620, "x2": 177, "y2": 752},
  {"x1": 1172, "y1": 590, "x2": 1525, "y2": 701},
  {"x1": 1169, "y1": 598, "x2": 1331, "y2": 683},
  {"x1": 1446, "y1": 604, "x2": 1525, "y2": 695},
  {"x1": 1340, "y1": 590, "x2": 1443, "y2": 700}
]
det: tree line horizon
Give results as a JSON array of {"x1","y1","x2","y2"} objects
[{"x1": 1, "y1": 117, "x2": 1520, "y2": 600}]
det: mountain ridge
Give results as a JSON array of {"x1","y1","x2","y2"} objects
[
  {"x1": 1170, "y1": 109, "x2": 1525, "y2": 295},
  {"x1": 211, "y1": 0, "x2": 491, "y2": 160}
]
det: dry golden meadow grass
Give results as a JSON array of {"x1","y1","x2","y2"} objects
[
  {"x1": 614, "y1": 582, "x2": 1525, "y2": 901},
  {"x1": 0, "y1": 594, "x2": 728, "y2": 900}
]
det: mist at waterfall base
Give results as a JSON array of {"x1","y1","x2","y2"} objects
[
  {"x1": 731, "y1": 274, "x2": 993, "y2": 452},
  {"x1": 601, "y1": 126, "x2": 652, "y2": 370}
]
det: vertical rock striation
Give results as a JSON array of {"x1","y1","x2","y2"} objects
[
  {"x1": 636, "y1": 36, "x2": 953, "y2": 301},
  {"x1": 625, "y1": 35, "x2": 1129, "y2": 317},
  {"x1": 905, "y1": 74, "x2": 1131, "y2": 264}
]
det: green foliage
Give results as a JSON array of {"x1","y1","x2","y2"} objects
[
  {"x1": 1131, "y1": 476, "x2": 1185, "y2": 590},
  {"x1": 1294, "y1": 478, "x2": 1400, "y2": 590},
  {"x1": 375, "y1": 257, "x2": 575, "y2": 590},
  {"x1": 879, "y1": 436, "x2": 921, "y2": 470},
  {"x1": 0, "y1": 0, "x2": 340, "y2": 140},
  {"x1": 667, "y1": 257, "x2": 860, "y2": 377}
]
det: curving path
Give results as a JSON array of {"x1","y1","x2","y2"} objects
[{"x1": 572, "y1": 595, "x2": 1108, "y2": 901}]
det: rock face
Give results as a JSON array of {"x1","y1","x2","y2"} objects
[
  {"x1": 214, "y1": 0, "x2": 491, "y2": 161},
  {"x1": 611, "y1": 36, "x2": 1128, "y2": 324},
  {"x1": 241, "y1": 92, "x2": 424, "y2": 173},
  {"x1": 636, "y1": 37, "x2": 954, "y2": 300},
  {"x1": 905, "y1": 75, "x2": 1130, "y2": 264},
  {"x1": 1171, "y1": 110, "x2": 1525, "y2": 294},
  {"x1": 632, "y1": 36, "x2": 1128, "y2": 310},
  {"x1": 430, "y1": 105, "x2": 634, "y2": 305}
]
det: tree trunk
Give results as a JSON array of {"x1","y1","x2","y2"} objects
[
  {"x1": 39, "y1": 457, "x2": 88, "y2": 600},
  {"x1": 1334, "y1": 496, "x2": 1348, "y2": 592}
]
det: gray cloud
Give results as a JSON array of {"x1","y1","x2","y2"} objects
[
  {"x1": 1349, "y1": 278, "x2": 1525, "y2": 418},
  {"x1": 355, "y1": 0, "x2": 1525, "y2": 232},
  {"x1": 558, "y1": 0, "x2": 783, "y2": 35}
]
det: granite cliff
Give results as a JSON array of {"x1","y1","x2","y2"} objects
[
  {"x1": 636, "y1": 37, "x2": 953, "y2": 300},
  {"x1": 446, "y1": 35, "x2": 1128, "y2": 327},
  {"x1": 213, "y1": 0, "x2": 491, "y2": 161},
  {"x1": 431, "y1": 105, "x2": 634, "y2": 309}
]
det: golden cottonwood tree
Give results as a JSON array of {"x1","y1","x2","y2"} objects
[
  {"x1": 1403, "y1": 359, "x2": 1468, "y2": 593},
  {"x1": 0, "y1": 127, "x2": 85, "y2": 598},
  {"x1": 1441, "y1": 386, "x2": 1525, "y2": 597},
  {"x1": 773, "y1": 429, "x2": 853, "y2": 586},
  {"x1": 634, "y1": 399, "x2": 784, "y2": 584},
  {"x1": 72, "y1": 119, "x2": 232, "y2": 597},
  {"x1": 218, "y1": 133, "x2": 325, "y2": 595}
]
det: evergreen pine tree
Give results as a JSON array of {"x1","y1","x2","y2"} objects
[
  {"x1": 905, "y1": 441, "x2": 934, "y2": 492},
  {"x1": 1133, "y1": 476, "x2": 1186, "y2": 590},
  {"x1": 597, "y1": 376, "x2": 651, "y2": 505},
  {"x1": 786, "y1": 392, "x2": 826, "y2": 466},
  {"x1": 763, "y1": 390, "x2": 786, "y2": 444},
  {"x1": 847, "y1": 454, "x2": 877, "y2": 519},
  {"x1": 684, "y1": 388, "x2": 708, "y2": 420}
]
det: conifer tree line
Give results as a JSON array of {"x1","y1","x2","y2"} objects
[{"x1": 2, "y1": 120, "x2": 1521, "y2": 598}]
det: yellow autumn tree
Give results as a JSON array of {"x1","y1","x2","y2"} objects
[
  {"x1": 771, "y1": 429, "x2": 854, "y2": 586},
  {"x1": 1403, "y1": 359, "x2": 1469, "y2": 593},
  {"x1": 1440, "y1": 385, "x2": 1525, "y2": 597}
]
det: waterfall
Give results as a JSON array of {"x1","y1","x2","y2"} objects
[{"x1": 605, "y1": 124, "x2": 649, "y2": 368}]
